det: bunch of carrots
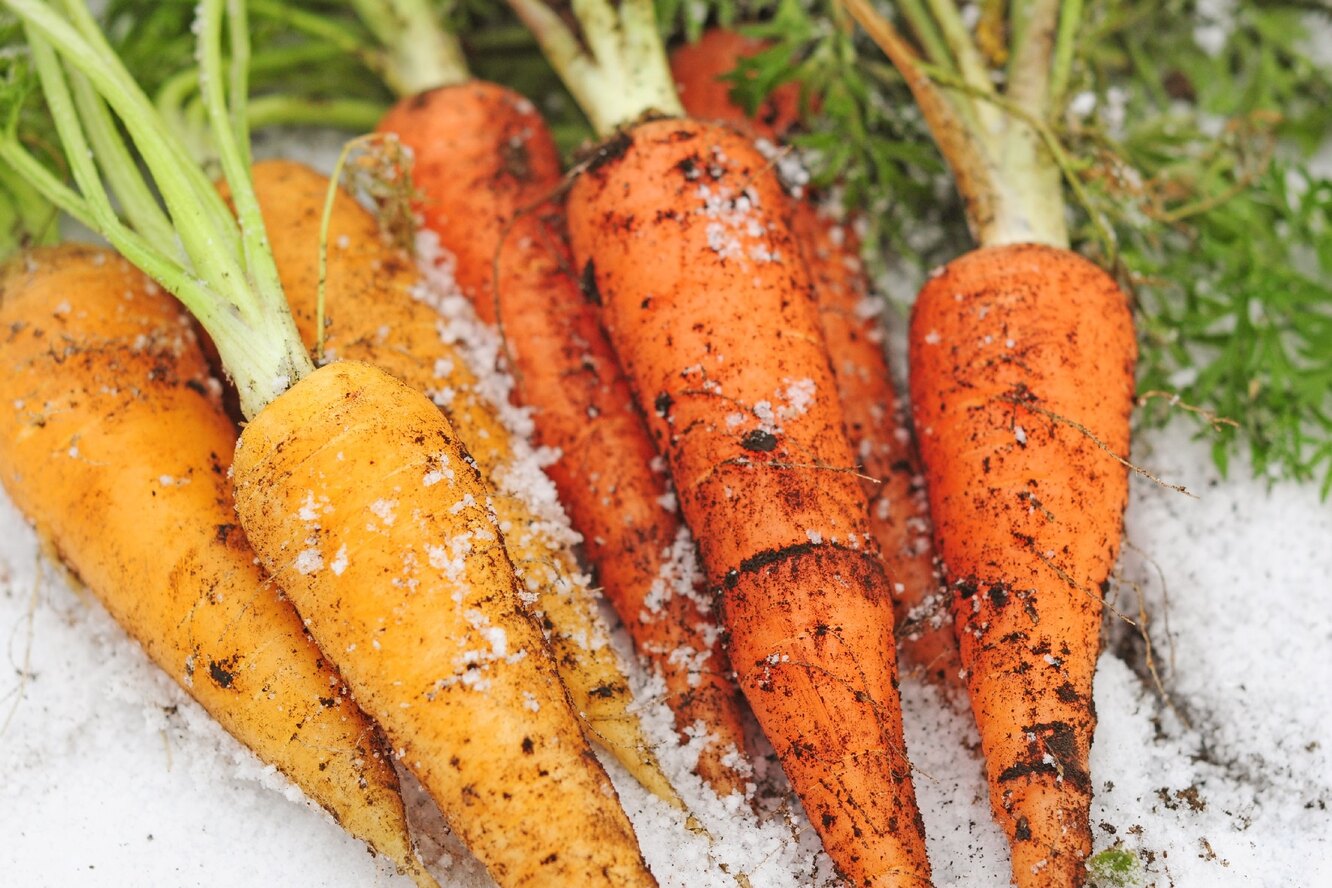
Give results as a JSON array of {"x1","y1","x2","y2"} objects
[{"x1": 0, "y1": 1, "x2": 1148, "y2": 886}]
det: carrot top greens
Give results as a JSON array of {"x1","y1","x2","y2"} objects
[{"x1": 0, "y1": 0, "x2": 312, "y2": 420}]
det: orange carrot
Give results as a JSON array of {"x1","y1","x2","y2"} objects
[
  {"x1": 841, "y1": 1, "x2": 1139, "y2": 884},
  {"x1": 232, "y1": 157, "x2": 684, "y2": 807},
  {"x1": 509, "y1": 4, "x2": 933, "y2": 881},
  {"x1": 375, "y1": 78, "x2": 750, "y2": 795},
  {"x1": 910, "y1": 245, "x2": 1134, "y2": 885},
  {"x1": 0, "y1": 244, "x2": 434, "y2": 888},
  {"x1": 670, "y1": 27, "x2": 958, "y2": 686}
]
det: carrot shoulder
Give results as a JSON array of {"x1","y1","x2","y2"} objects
[
  {"x1": 568, "y1": 118, "x2": 931, "y2": 886},
  {"x1": 0, "y1": 244, "x2": 434, "y2": 888},
  {"x1": 910, "y1": 243, "x2": 1135, "y2": 884},
  {"x1": 376, "y1": 83, "x2": 751, "y2": 796}
]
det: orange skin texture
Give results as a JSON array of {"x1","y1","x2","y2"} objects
[
  {"x1": 909, "y1": 244, "x2": 1136, "y2": 888},
  {"x1": 239, "y1": 160, "x2": 680, "y2": 806},
  {"x1": 0, "y1": 245, "x2": 434, "y2": 888},
  {"x1": 568, "y1": 118, "x2": 931, "y2": 887},
  {"x1": 670, "y1": 31, "x2": 956, "y2": 685},
  {"x1": 377, "y1": 84, "x2": 749, "y2": 797},
  {"x1": 231, "y1": 360, "x2": 656, "y2": 888},
  {"x1": 669, "y1": 28, "x2": 803, "y2": 143}
]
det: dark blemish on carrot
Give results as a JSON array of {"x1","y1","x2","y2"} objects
[
  {"x1": 737, "y1": 542, "x2": 820, "y2": 575},
  {"x1": 988, "y1": 583, "x2": 1010, "y2": 608},
  {"x1": 207, "y1": 658, "x2": 236, "y2": 689},
  {"x1": 215, "y1": 523, "x2": 236, "y2": 544},
  {"x1": 956, "y1": 579, "x2": 978, "y2": 600},
  {"x1": 741, "y1": 429, "x2": 778, "y2": 452},
  {"x1": 585, "y1": 131, "x2": 633, "y2": 174},
  {"x1": 579, "y1": 261, "x2": 601, "y2": 306},
  {"x1": 1015, "y1": 817, "x2": 1032, "y2": 841},
  {"x1": 588, "y1": 685, "x2": 617, "y2": 699},
  {"x1": 521, "y1": 737, "x2": 534, "y2": 755},
  {"x1": 654, "y1": 392, "x2": 673, "y2": 418}
]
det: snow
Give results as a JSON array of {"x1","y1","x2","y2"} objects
[{"x1": 2, "y1": 422, "x2": 1328, "y2": 886}]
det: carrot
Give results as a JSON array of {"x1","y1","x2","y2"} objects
[
  {"x1": 668, "y1": 27, "x2": 802, "y2": 144},
  {"x1": 343, "y1": 0, "x2": 750, "y2": 797},
  {"x1": 233, "y1": 156, "x2": 683, "y2": 807},
  {"x1": 510, "y1": 3, "x2": 932, "y2": 884},
  {"x1": 841, "y1": 2, "x2": 1138, "y2": 884},
  {"x1": 0, "y1": 243, "x2": 434, "y2": 888},
  {"x1": 669, "y1": 27, "x2": 958, "y2": 686},
  {"x1": 0, "y1": 4, "x2": 655, "y2": 886}
]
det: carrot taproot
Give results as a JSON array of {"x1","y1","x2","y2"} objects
[
  {"x1": 509, "y1": 3, "x2": 933, "y2": 882},
  {"x1": 232, "y1": 156, "x2": 683, "y2": 807},
  {"x1": 840, "y1": 1, "x2": 1139, "y2": 884},
  {"x1": 0, "y1": 243, "x2": 435, "y2": 888},
  {"x1": 910, "y1": 244, "x2": 1134, "y2": 885},
  {"x1": 367, "y1": 44, "x2": 749, "y2": 794},
  {"x1": 0, "y1": 4, "x2": 656, "y2": 885},
  {"x1": 670, "y1": 27, "x2": 958, "y2": 686}
]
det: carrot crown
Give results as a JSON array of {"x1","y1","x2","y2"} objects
[
  {"x1": 507, "y1": 0, "x2": 682, "y2": 137},
  {"x1": 0, "y1": 0, "x2": 311, "y2": 419},
  {"x1": 840, "y1": 0, "x2": 1073, "y2": 250}
]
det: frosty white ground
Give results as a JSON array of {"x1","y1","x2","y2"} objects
[{"x1": 2, "y1": 418, "x2": 1328, "y2": 888}]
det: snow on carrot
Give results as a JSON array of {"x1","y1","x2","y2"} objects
[
  {"x1": 510, "y1": 2, "x2": 932, "y2": 884},
  {"x1": 0, "y1": 4, "x2": 654, "y2": 885},
  {"x1": 0, "y1": 244, "x2": 435, "y2": 888},
  {"x1": 669, "y1": 26, "x2": 957, "y2": 687}
]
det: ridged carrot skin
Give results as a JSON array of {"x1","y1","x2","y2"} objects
[
  {"x1": 567, "y1": 118, "x2": 931, "y2": 887},
  {"x1": 909, "y1": 243, "x2": 1135, "y2": 887},
  {"x1": 0, "y1": 244, "x2": 434, "y2": 888},
  {"x1": 239, "y1": 159, "x2": 681, "y2": 806},
  {"x1": 231, "y1": 359, "x2": 656, "y2": 888},
  {"x1": 377, "y1": 83, "x2": 750, "y2": 796}
]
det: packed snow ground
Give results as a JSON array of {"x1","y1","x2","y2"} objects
[{"x1": 2, "y1": 417, "x2": 1328, "y2": 887}]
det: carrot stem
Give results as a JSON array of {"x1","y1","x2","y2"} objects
[
  {"x1": 506, "y1": 0, "x2": 682, "y2": 136},
  {"x1": 348, "y1": 0, "x2": 469, "y2": 94},
  {"x1": 924, "y1": 0, "x2": 1001, "y2": 132},
  {"x1": 1049, "y1": 0, "x2": 1082, "y2": 106},
  {"x1": 3, "y1": 0, "x2": 312, "y2": 418}
]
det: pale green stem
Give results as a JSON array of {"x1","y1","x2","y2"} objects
[
  {"x1": 349, "y1": 0, "x2": 469, "y2": 94},
  {"x1": 65, "y1": 68, "x2": 178, "y2": 252},
  {"x1": 997, "y1": 0, "x2": 1066, "y2": 247},
  {"x1": 228, "y1": 0, "x2": 252, "y2": 169},
  {"x1": 895, "y1": 0, "x2": 957, "y2": 76},
  {"x1": 924, "y1": 0, "x2": 1002, "y2": 133},
  {"x1": 1049, "y1": 0, "x2": 1082, "y2": 106},
  {"x1": 507, "y1": 0, "x2": 683, "y2": 137},
  {"x1": 52, "y1": 0, "x2": 239, "y2": 249},
  {"x1": 0, "y1": 138, "x2": 99, "y2": 232}
]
